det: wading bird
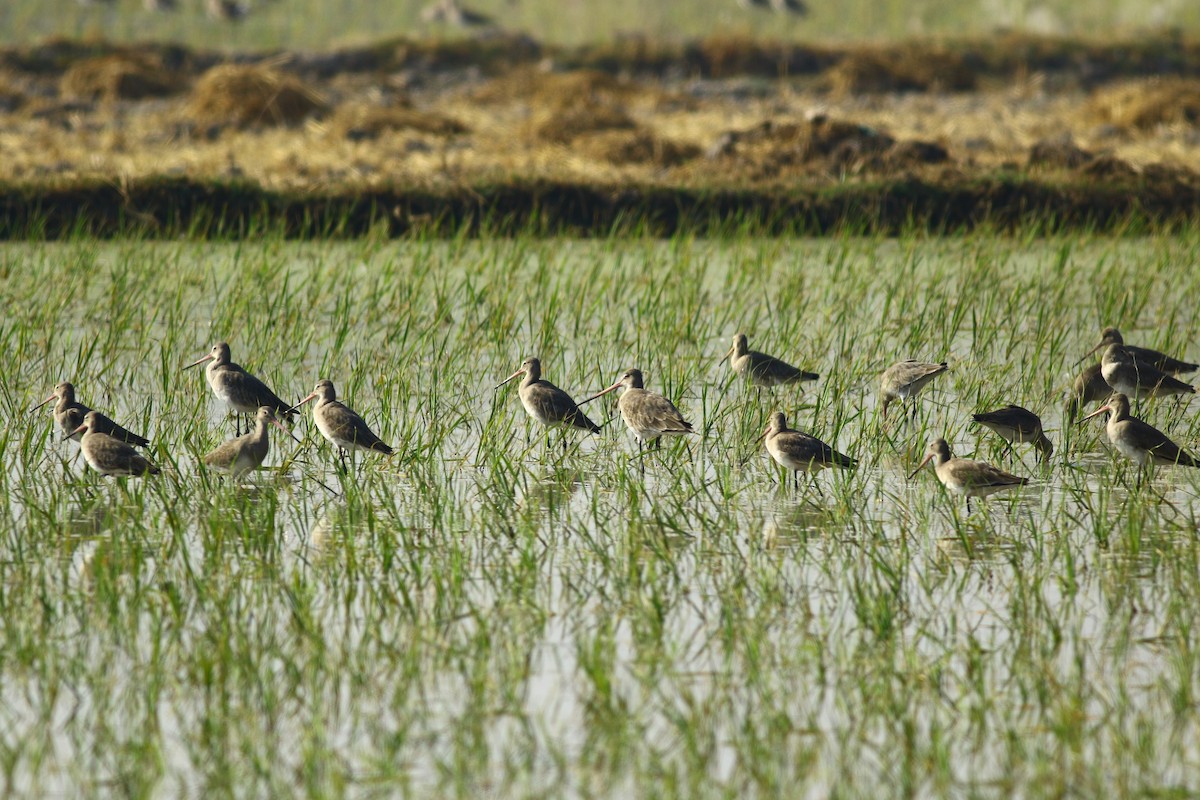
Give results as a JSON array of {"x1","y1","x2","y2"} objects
[
  {"x1": 290, "y1": 380, "x2": 393, "y2": 471},
  {"x1": 1082, "y1": 327, "x2": 1197, "y2": 375},
  {"x1": 203, "y1": 406, "x2": 297, "y2": 479},
  {"x1": 184, "y1": 342, "x2": 296, "y2": 435},
  {"x1": 69, "y1": 411, "x2": 160, "y2": 477},
  {"x1": 32, "y1": 381, "x2": 150, "y2": 447},
  {"x1": 497, "y1": 358, "x2": 600, "y2": 452},
  {"x1": 1064, "y1": 363, "x2": 1110, "y2": 421},
  {"x1": 1097, "y1": 343, "x2": 1194, "y2": 401},
  {"x1": 972, "y1": 404, "x2": 1053, "y2": 462},
  {"x1": 722, "y1": 333, "x2": 819, "y2": 390},
  {"x1": 1080, "y1": 393, "x2": 1200, "y2": 482},
  {"x1": 758, "y1": 411, "x2": 855, "y2": 493},
  {"x1": 879, "y1": 360, "x2": 949, "y2": 420},
  {"x1": 909, "y1": 437, "x2": 1027, "y2": 511},
  {"x1": 579, "y1": 368, "x2": 695, "y2": 470}
]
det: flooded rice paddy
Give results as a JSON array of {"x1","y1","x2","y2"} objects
[{"x1": 2, "y1": 236, "x2": 1200, "y2": 796}]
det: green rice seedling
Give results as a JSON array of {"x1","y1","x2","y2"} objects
[{"x1": 2, "y1": 233, "x2": 1200, "y2": 796}]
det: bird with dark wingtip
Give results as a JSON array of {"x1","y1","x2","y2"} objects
[
  {"x1": 1081, "y1": 393, "x2": 1200, "y2": 471},
  {"x1": 32, "y1": 381, "x2": 150, "y2": 448},
  {"x1": 290, "y1": 380, "x2": 393, "y2": 470},
  {"x1": 1096, "y1": 343, "x2": 1194, "y2": 401},
  {"x1": 972, "y1": 404, "x2": 1053, "y2": 462},
  {"x1": 204, "y1": 406, "x2": 298, "y2": 479},
  {"x1": 909, "y1": 437, "x2": 1027, "y2": 511},
  {"x1": 498, "y1": 357, "x2": 600, "y2": 451},
  {"x1": 879, "y1": 359, "x2": 949, "y2": 420},
  {"x1": 579, "y1": 368, "x2": 695, "y2": 466},
  {"x1": 723, "y1": 333, "x2": 819, "y2": 390},
  {"x1": 70, "y1": 411, "x2": 160, "y2": 477},
  {"x1": 184, "y1": 342, "x2": 296, "y2": 434},
  {"x1": 758, "y1": 411, "x2": 856, "y2": 492},
  {"x1": 1082, "y1": 327, "x2": 1197, "y2": 375}
]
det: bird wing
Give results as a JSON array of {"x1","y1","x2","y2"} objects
[
  {"x1": 749, "y1": 351, "x2": 816, "y2": 382},
  {"x1": 952, "y1": 459, "x2": 1026, "y2": 488},
  {"x1": 1128, "y1": 419, "x2": 1200, "y2": 466},
  {"x1": 777, "y1": 432, "x2": 855, "y2": 468},
  {"x1": 92, "y1": 410, "x2": 151, "y2": 447},
  {"x1": 625, "y1": 391, "x2": 692, "y2": 433},
  {"x1": 530, "y1": 382, "x2": 600, "y2": 432}
]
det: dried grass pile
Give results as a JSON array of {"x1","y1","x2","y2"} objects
[
  {"x1": 330, "y1": 104, "x2": 468, "y2": 139},
  {"x1": 477, "y1": 68, "x2": 617, "y2": 105},
  {"x1": 1090, "y1": 78, "x2": 1200, "y2": 130},
  {"x1": 533, "y1": 103, "x2": 637, "y2": 144},
  {"x1": 702, "y1": 115, "x2": 951, "y2": 181},
  {"x1": 474, "y1": 67, "x2": 671, "y2": 110},
  {"x1": 826, "y1": 46, "x2": 976, "y2": 94},
  {"x1": 575, "y1": 130, "x2": 699, "y2": 167},
  {"x1": 188, "y1": 64, "x2": 325, "y2": 128},
  {"x1": 0, "y1": 71, "x2": 24, "y2": 112},
  {"x1": 60, "y1": 54, "x2": 179, "y2": 102}
]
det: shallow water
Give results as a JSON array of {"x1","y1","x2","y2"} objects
[{"x1": 2, "y1": 237, "x2": 1200, "y2": 796}]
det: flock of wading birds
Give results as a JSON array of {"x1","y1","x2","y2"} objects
[{"x1": 28, "y1": 327, "x2": 1200, "y2": 505}]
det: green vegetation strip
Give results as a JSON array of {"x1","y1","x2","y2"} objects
[{"x1": 2, "y1": 175, "x2": 1198, "y2": 239}]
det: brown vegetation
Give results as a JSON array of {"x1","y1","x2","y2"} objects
[
  {"x1": 1090, "y1": 78, "x2": 1200, "y2": 130},
  {"x1": 826, "y1": 46, "x2": 976, "y2": 95},
  {"x1": 329, "y1": 104, "x2": 468, "y2": 139},
  {"x1": 188, "y1": 63, "x2": 325, "y2": 128},
  {"x1": 60, "y1": 53, "x2": 180, "y2": 101},
  {"x1": 1, "y1": 33, "x2": 1199, "y2": 235}
]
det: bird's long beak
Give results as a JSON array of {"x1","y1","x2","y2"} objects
[
  {"x1": 183, "y1": 353, "x2": 214, "y2": 371},
  {"x1": 285, "y1": 393, "x2": 317, "y2": 416},
  {"x1": 907, "y1": 453, "x2": 935, "y2": 480},
  {"x1": 719, "y1": 345, "x2": 734, "y2": 364},
  {"x1": 578, "y1": 381, "x2": 621, "y2": 406},
  {"x1": 755, "y1": 427, "x2": 770, "y2": 444},
  {"x1": 65, "y1": 423, "x2": 86, "y2": 440},
  {"x1": 270, "y1": 416, "x2": 303, "y2": 444},
  {"x1": 30, "y1": 393, "x2": 57, "y2": 412},
  {"x1": 1079, "y1": 403, "x2": 1113, "y2": 424},
  {"x1": 1073, "y1": 342, "x2": 1106, "y2": 366},
  {"x1": 495, "y1": 368, "x2": 525, "y2": 390}
]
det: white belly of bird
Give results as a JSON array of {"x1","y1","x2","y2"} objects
[
  {"x1": 1112, "y1": 435, "x2": 1150, "y2": 466},
  {"x1": 211, "y1": 382, "x2": 251, "y2": 414},
  {"x1": 1101, "y1": 365, "x2": 1144, "y2": 399},
  {"x1": 625, "y1": 416, "x2": 685, "y2": 443},
  {"x1": 228, "y1": 449, "x2": 259, "y2": 477},
  {"x1": 82, "y1": 449, "x2": 109, "y2": 474},
  {"x1": 625, "y1": 420, "x2": 660, "y2": 442},
  {"x1": 980, "y1": 422, "x2": 1028, "y2": 444},
  {"x1": 315, "y1": 415, "x2": 350, "y2": 450},
  {"x1": 768, "y1": 444, "x2": 825, "y2": 473},
  {"x1": 522, "y1": 400, "x2": 569, "y2": 430}
]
